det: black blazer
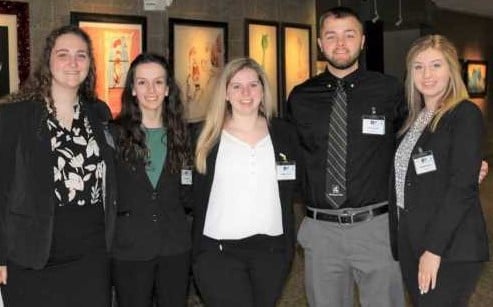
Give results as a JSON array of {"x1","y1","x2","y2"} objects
[
  {"x1": 111, "y1": 126, "x2": 191, "y2": 261},
  {"x1": 389, "y1": 101, "x2": 489, "y2": 262},
  {"x1": 0, "y1": 99, "x2": 117, "y2": 269},
  {"x1": 191, "y1": 118, "x2": 301, "y2": 262}
]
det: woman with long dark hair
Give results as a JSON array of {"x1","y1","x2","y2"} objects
[{"x1": 111, "y1": 53, "x2": 192, "y2": 307}]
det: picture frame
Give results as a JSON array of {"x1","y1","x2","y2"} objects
[
  {"x1": 71, "y1": 12, "x2": 147, "y2": 117},
  {"x1": 464, "y1": 60, "x2": 488, "y2": 98},
  {"x1": 281, "y1": 23, "x2": 312, "y2": 113},
  {"x1": 0, "y1": 1, "x2": 30, "y2": 96},
  {"x1": 169, "y1": 18, "x2": 228, "y2": 123},
  {"x1": 245, "y1": 19, "x2": 280, "y2": 108}
]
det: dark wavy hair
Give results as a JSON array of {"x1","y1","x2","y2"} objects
[
  {"x1": 114, "y1": 53, "x2": 192, "y2": 174},
  {"x1": 5, "y1": 25, "x2": 97, "y2": 111}
]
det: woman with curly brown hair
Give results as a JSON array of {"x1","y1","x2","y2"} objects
[
  {"x1": 0, "y1": 25, "x2": 116, "y2": 307},
  {"x1": 111, "y1": 53, "x2": 193, "y2": 307}
]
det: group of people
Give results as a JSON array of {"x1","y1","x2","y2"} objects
[{"x1": 0, "y1": 5, "x2": 489, "y2": 307}]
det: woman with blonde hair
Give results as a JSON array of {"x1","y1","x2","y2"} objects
[
  {"x1": 191, "y1": 57, "x2": 301, "y2": 307},
  {"x1": 389, "y1": 34, "x2": 489, "y2": 306}
]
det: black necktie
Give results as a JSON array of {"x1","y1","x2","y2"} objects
[{"x1": 325, "y1": 80, "x2": 347, "y2": 208}]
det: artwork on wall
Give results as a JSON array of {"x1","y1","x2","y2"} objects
[
  {"x1": 245, "y1": 19, "x2": 280, "y2": 106},
  {"x1": 316, "y1": 60, "x2": 327, "y2": 75},
  {"x1": 0, "y1": 1, "x2": 30, "y2": 94},
  {"x1": 169, "y1": 18, "x2": 227, "y2": 122},
  {"x1": 281, "y1": 23, "x2": 312, "y2": 110},
  {"x1": 464, "y1": 60, "x2": 487, "y2": 98},
  {"x1": 71, "y1": 12, "x2": 147, "y2": 117},
  {"x1": 0, "y1": 25, "x2": 10, "y2": 97}
]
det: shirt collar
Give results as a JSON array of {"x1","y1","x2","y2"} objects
[{"x1": 322, "y1": 66, "x2": 363, "y2": 92}]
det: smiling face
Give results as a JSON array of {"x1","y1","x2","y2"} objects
[
  {"x1": 226, "y1": 67, "x2": 264, "y2": 117},
  {"x1": 412, "y1": 48, "x2": 451, "y2": 106},
  {"x1": 132, "y1": 62, "x2": 169, "y2": 114},
  {"x1": 318, "y1": 16, "x2": 365, "y2": 77},
  {"x1": 49, "y1": 33, "x2": 90, "y2": 91}
]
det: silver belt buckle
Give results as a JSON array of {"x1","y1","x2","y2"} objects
[{"x1": 338, "y1": 210, "x2": 354, "y2": 225}]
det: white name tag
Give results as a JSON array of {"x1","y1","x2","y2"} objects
[
  {"x1": 413, "y1": 151, "x2": 437, "y2": 175},
  {"x1": 181, "y1": 169, "x2": 193, "y2": 185},
  {"x1": 276, "y1": 162, "x2": 296, "y2": 181},
  {"x1": 362, "y1": 116, "x2": 385, "y2": 135}
]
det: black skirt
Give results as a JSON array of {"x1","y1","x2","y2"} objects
[{"x1": 1, "y1": 252, "x2": 111, "y2": 307}]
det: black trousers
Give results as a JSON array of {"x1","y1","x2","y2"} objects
[
  {"x1": 1, "y1": 252, "x2": 111, "y2": 307},
  {"x1": 398, "y1": 221, "x2": 483, "y2": 307},
  {"x1": 112, "y1": 251, "x2": 191, "y2": 307},
  {"x1": 193, "y1": 235, "x2": 291, "y2": 307}
]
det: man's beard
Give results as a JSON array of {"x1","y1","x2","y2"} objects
[{"x1": 325, "y1": 52, "x2": 360, "y2": 70}]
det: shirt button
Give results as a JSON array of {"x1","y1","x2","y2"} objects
[{"x1": 152, "y1": 214, "x2": 158, "y2": 222}]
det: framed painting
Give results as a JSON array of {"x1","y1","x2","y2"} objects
[
  {"x1": 169, "y1": 18, "x2": 228, "y2": 122},
  {"x1": 245, "y1": 19, "x2": 280, "y2": 107},
  {"x1": 0, "y1": 1, "x2": 30, "y2": 95},
  {"x1": 71, "y1": 12, "x2": 147, "y2": 117},
  {"x1": 316, "y1": 60, "x2": 327, "y2": 75},
  {"x1": 281, "y1": 23, "x2": 312, "y2": 111},
  {"x1": 464, "y1": 60, "x2": 487, "y2": 98}
]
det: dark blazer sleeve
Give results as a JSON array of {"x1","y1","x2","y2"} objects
[
  {"x1": 0, "y1": 103, "x2": 22, "y2": 265},
  {"x1": 424, "y1": 102, "x2": 484, "y2": 255}
]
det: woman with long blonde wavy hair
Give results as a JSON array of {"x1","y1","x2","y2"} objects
[{"x1": 389, "y1": 34, "x2": 489, "y2": 307}]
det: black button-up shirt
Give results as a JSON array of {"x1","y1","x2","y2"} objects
[{"x1": 287, "y1": 68, "x2": 406, "y2": 209}]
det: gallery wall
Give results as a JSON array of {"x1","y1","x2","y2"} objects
[{"x1": 2, "y1": 0, "x2": 492, "y2": 119}]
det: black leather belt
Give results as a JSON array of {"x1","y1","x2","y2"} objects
[{"x1": 306, "y1": 205, "x2": 388, "y2": 225}]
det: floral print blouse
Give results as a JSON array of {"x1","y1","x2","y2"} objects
[{"x1": 47, "y1": 102, "x2": 105, "y2": 207}]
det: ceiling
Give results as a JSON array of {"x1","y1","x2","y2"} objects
[{"x1": 432, "y1": 0, "x2": 493, "y2": 18}]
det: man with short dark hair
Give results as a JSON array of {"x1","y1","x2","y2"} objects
[{"x1": 287, "y1": 7, "x2": 406, "y2": 307}]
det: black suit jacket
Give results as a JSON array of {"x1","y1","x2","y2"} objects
[
  {"x1": 111, "y1": 127, "x2": 192, "y2": 260},
  {"x1": 0, "y1": 99, "x2": 117, "y2": 269},
  {"x1": 389, "y1": 101, "x2": 489, "y2": 262},
  {"x1": 191, "y1": 118, "x2": 301, "y2": 262}
]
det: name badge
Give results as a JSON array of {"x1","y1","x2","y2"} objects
[
  {"x1": 412, "y1": 150, "x2": 437, "y2": 175},
  {"x1": 276, "y1": 162, "x2": 296, "y2": 181},
  {"x1": 362, "y1": 115, "x2": 385, "y2": 135},
  {"x1": 181, "y1": 169, "x2": 193, "y2": 185}
]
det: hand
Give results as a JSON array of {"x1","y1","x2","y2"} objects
[
  {"x1": 479, "y1": 160, "x2": 488, "y2": 184},
  {"x1": 0, "y1": 265, "x2": 7, "y2": 285},
  {"x1": 418, "y1": 251, "x2": 441, "y2": 294}
]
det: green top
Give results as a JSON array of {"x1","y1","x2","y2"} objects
[{"x1": 144, "y1": 127, "x2": 167, "y2": 188}]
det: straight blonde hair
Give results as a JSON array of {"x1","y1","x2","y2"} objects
[
  {"x1": 399, "y1": 35, "x2": 469, "y2": 135},
  {"x1": 194, "y1": 57, "x2": 277, "y2": 173}
]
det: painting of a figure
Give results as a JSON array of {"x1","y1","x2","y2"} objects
[
  {"x1": 80, "y1": 23, "x2": 141, "y2": 116},
  {"x1": 71, "y1": 12, "x2": 146, "y2": 117},
  {"x1": 170, "y1": 19, "x2": 227, "y2": 122}
]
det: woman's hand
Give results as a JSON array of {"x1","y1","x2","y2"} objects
[
  {"x1": 479, "y1": 161, "x2": 488, "y2": 184},
  {"x1": 0, "y1": 265, "x2": 7, "y2": 285},
  {"x1": 418, "y1": 251, "x2": 441, "y2": 294}
]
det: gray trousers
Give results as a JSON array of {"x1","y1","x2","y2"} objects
[{"x1": 298, "y1": 210, "x2": 405, "y2": 307}]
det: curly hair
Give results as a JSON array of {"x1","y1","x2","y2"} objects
[
  {"x1": 114, "y1": 53, "x2": 192, "y2": 174},
  {"x1": 5, "y1": 25, "x2": 97, "y2": 112}
]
